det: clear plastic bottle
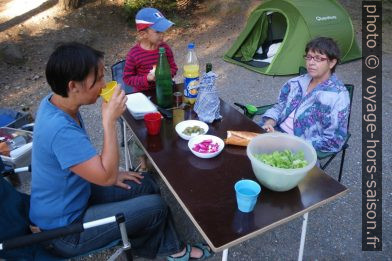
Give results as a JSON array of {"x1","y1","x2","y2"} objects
[{"x1": 183, "y1": 43, "x2": 200, "y2": 105}]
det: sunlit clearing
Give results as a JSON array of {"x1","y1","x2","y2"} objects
[{"x1": 2, "y1": 0, "x2": 48, "y2": 18}]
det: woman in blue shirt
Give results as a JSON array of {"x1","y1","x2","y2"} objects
[
  {"x1": 30, "y1": 42, "x2": 210, "y2": 260},
  {"x1": 261, "y1": 37, "x2": 350, "y2": 153}
]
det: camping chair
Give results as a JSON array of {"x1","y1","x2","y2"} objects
[
  {"x1": 0, "y1": 108, "x2": 33, "y2": 130},
  {"x1": 234, "y1": 83, "x2": 354, "y2": 183},
  {"x1": 111, "y1": 60, "x2": 134, "y2": 94},
  {"x1": 111, "y1": 60, "x2": 140, "y2": 171},
  {"x1": 0, "y1": 157, "x2": 133, "y2": 261}
]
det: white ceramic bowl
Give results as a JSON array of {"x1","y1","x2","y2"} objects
[
  {"x1": 246, "y1": 133, "x2": 317, "y2": 192},
  {"x1": 188, "y1": 135, "x2": 225, "y2": 159},
  {"x1": 175, "y1": 120, "x2": 209, "y2": 140}
]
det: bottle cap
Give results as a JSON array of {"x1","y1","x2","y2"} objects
[
  {"x1": 188, "y1": 43, "x2": 195, "y2": 49},
  {"x1": 159, "y1": 47, "x2": 166, "y2": 53}
]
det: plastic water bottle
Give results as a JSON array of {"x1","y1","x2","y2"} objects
[
  {"x1": 183, "y1": 43, "x2": 199, "y2": 105},
  {"x1": 155, "y1": 47, "x2": 173, "y2": 108}
]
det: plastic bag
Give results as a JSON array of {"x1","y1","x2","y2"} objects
[{"x1": 194, "y1": 71, "x2": 222, "y2": 123}]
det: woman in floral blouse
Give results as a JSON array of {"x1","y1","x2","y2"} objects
[{"x1": 261, "y1": 37, "x2": 350, "y2": 153}]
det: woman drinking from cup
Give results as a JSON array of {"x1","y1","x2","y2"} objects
[{"x1": 29, "y1": 42, "x2": 211, "y2": 260}]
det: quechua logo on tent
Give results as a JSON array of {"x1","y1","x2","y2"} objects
[{"x1": 316, "y1": 16, "x2": 337, "y2": 21}]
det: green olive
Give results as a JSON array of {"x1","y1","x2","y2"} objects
[{"x1": 182, "y1": 126, "x2": 205, "y2": 136}]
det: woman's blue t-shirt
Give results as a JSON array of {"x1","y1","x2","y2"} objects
[{"x1": 29, "y1": 94, "x2": 97, "y2": 230}]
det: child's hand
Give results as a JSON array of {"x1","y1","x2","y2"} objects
[{"x1": 147, "y1": 65, "x2": 156, "y2": 82}]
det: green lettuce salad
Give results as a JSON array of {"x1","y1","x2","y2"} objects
[{"x1": 254, "y1": 150, "x2": 308, "y2": 169}]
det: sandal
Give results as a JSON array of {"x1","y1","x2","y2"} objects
[
  {"x1": 191, "y1": 243, "x2": 212, "y2": 260},
  {"x1": 137, "y1": 167, "x2": 148, "y2": 172},
  {"x1": 167, "y1": 243, "x2": 212, "y2": 261}
]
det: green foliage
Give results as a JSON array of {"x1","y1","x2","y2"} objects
[{"x1": 124, "y1": 0, "x2": 178, "y2": 22}]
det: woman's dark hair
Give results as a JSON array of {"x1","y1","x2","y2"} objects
[
  {"x1": 45, "y1": 42, "x2": 104, "y2": 97},
  {"x1": 305, "y1": 37, "x2": 340, "y2": 73}
]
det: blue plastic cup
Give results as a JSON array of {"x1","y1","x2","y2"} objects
[{"x1": 234, "y1": 179, "x2": 261, "y2": 213}]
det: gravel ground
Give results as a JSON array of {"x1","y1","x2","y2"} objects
[
  {"x1": 80, "y1": 18, "x2": 391, "y2": 261},
  {"x1": 1, "y1": 0, "x2": 391, "y2": 260}
]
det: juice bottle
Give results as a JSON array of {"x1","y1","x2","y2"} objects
[
  {"x1": 156, "y1": 47, "x2": 173, "y2": 108},
  {"x1": 183, "y1": 43, "x2": 199, "y2": 105}
]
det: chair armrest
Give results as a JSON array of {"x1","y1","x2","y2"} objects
[
  {"x1": 1, "y1": 214, "x2": 124, "y2": 251},
  {"x1": 316, "y1": 132, "x2": 351, "y2": 160}
]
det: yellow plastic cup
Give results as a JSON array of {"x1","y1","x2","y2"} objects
[{"x1": 100, "y1": 81, "x2": 117, "y2": 102}]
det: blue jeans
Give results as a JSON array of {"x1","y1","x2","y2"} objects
[{"x1": 49, "y1": 172, "x2": 183, "y2": 259}]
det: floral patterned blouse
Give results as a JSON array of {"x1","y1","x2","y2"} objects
[{"x1": 262, "y1": 73, "x2": 350, "y2": 153}]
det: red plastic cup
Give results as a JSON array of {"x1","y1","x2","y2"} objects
[{"x1": 144, "y1": 112, "x2": 162, "y2": 135}]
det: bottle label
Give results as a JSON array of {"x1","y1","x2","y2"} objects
[{"x1": 184, "y1": 76, "x2": 199, "y2": 99}]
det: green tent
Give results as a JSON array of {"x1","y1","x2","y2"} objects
[{"x1": 223, "y1": 0, "x2": 361, "y2": 76}]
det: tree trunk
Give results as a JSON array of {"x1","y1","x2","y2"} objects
[
  {"x1": 60, "y1": 0, "x2": 80, "y2": 10},
  {"x1": 176, "y1": 0, "x2": 192, "y2": 10}
]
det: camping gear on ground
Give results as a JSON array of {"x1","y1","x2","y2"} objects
[
  {"x1": 183, "y1": 43, "x2": 200, "y2": 104},
  {"x1": 224, "y1": 0, "x2": 361, "y2": 75},
  {"x1": 193, "y1": 71, "x2": 222, "y2": 123},
  {"x1": 156, "y1": 47, "x2": 173, "y2": 108},
  {"x1": 0, "y1": 108, "x2": 33, "y2": 130},
  {"x1": 0, "y1": 157, "x2": 133, "y2": 260},
  {"x1": 0, "y1": 127, "x2": 32, "y2": 168}
]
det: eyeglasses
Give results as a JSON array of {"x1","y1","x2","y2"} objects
[{"x1": 303, "y1": 55, "x2": 329, "y2": 62}]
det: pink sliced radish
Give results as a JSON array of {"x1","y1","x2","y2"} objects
[{"x1": 192, "y1": 139, "x2": 220, "y2": 153}]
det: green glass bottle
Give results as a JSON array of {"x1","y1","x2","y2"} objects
[
  {"x1": 155, "y1": 47, "x2": 173, "y2": 108},
  {"x1": 206, "y1": 63, "x2": 212, "y2": 73}
]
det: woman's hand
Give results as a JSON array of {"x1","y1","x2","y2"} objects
[
  {"x1": 262, "y1": 118, "x2": 276, "y2": 133},
  {"x1": 115, "y1": 171, "x2": 144, "y2": 190},
  {"x1": 102, "y1": 85, "x2": 127, "y2": 124}
]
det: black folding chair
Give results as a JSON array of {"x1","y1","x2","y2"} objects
[
  {"x1": 111, "y1": 60, "x2": 142, "y2": 171},
  {"x1": 0, "y1": 157, "x2": 133, "y2": 260},
  {"x1": 234, "y1": 84, "x2": 354, "y2": 183},
  {"x1": 111, "y1": 60, "x2": 133, "y2": 94}
]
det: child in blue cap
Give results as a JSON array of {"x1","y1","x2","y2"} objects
[
  {"x1": 123, "y1": 7, "x2": 179, "y2": 171},
  {"x1": 123, "y1": 7, "x2": 178, "y2": 92}
]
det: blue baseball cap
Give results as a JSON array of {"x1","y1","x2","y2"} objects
[{"x1": 135, "y1": 8, "x2": 174, "y2": 32}]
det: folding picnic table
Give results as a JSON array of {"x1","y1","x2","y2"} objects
[{"x1": 121, "y1": 89, "x2": 347, "y2": 260}]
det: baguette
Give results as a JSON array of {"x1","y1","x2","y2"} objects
[{"x1": 224, "y1": 131, "x2": 260, "y2": 146}]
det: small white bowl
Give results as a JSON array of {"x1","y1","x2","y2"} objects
[
  {"x1": 188, "y1": 135, "x2": 225, "y2": 159},
  {"x1": 175, "y1": 120, "x2": 209, "y2": 140}
]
